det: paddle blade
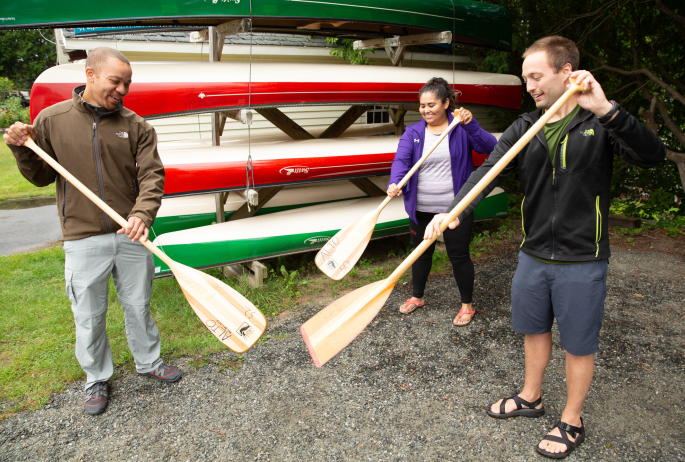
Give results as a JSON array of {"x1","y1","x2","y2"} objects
[
  {"x1": 315, "y1": 210, "x2": 379, "y2": 281},
  {"x1": 301, "y1": 280, "x2": 394, "y2": 367},
  {"x1": 170, "y1": 262, "x2": 267, "y2": 353}
]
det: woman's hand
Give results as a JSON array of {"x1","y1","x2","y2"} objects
[
  {"x1": 423, "y1": 213, "x2": 460, "y2": 239},
  {"x1": 455, "y1": 107, "x2": 473, "y2": 125},
  {"x1": 387, "y1": 183, "x2": 402, "y2": 197}
]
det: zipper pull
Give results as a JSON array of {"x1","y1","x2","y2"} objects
[
  {"x1": 92, "y1": 122, "x2": 96, "y2": 130},
  {"x1": 553, "y1": 168, "x2": 556, "y2": 186}
]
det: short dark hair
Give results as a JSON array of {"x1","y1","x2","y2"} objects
[
  {"x1": 85, "y1": 47, "x2": 131, "y2": 75},
  {"x1": 418, "y1": 77, "x2": 457, "y2": 110},
  {"x1": 522, "y1": 36, "x2": 579, "y2": 73}
]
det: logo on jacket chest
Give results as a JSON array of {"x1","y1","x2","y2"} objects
[
  {"x1": 581, "y1": 129, "x2": 594, "y2": 137},
  {"x1": 116, "y1": 131, "x2": 129, "y2": 139}
]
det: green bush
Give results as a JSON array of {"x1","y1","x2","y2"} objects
[
  {"x1": 0, "y1": 77, "x2": 15, "y2": 100},
  {"x1": 0, "y1": 96, "x2": 30, "y2": 127}
]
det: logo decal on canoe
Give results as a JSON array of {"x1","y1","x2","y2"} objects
[
  {"x1": 305, "y1": 236, "x2": 331, "y2": 245},
  {"x1": 198, "y1": 92, "x2": 206, "y2": 99},
  {"x1": 237, "y1": 322, "x2": 253, "y2": 339},
  {"x1": 280, "y1": 166, "x2": 310, "y2": 176}
]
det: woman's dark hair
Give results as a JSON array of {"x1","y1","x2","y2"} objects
[{"x1": 418, "y1": 77, "x2": 457, "y2": 110}]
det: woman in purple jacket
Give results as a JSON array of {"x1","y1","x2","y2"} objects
[{"x1": 388, "y1": 77, "x2": 497, "y2": 326}]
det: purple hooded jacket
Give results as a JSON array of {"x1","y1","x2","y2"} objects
[{"x1": 389, "y1": 110, "x2": 497, "y2": 223}]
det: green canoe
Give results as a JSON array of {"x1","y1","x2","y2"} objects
[{"x1": 2, "y1": 0, "x2": 511, "y2": 50}]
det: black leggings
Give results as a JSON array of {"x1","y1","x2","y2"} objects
[{"x1": 409, "y1": 210, "x2": 474, "y2": 303}]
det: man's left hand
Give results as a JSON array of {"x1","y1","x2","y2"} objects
[
  {"x1": 117, "y1": 216, "x2": 148, "y2": 243},
  {"x1": 570, "y1": 70, "x2": 615, "y2": 120}
]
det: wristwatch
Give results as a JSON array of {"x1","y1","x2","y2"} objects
[{"x1": 598, "y1": 100, "x2": 620, "y2": 124}]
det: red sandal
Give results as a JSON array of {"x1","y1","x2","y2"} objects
[
  {"x1": 453, "y1": 306, "x2": 476, "y2": 326},
  {"x1": 399, "y1": 298, "x2": 424, "y2": 314}
]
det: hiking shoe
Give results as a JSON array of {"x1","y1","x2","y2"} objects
[
  {"x1": 84, "y1": 382, "x2": 108, "y2": 415},
  {"x1": 138, "y1": 363, "x2": 182, "y2": 383}
]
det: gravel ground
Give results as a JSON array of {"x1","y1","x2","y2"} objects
[{"x1": 0, "y1": 246, "x2": 683, "y2": 461}]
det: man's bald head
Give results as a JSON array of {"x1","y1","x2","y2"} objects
[{"x1": 85, "y1": 47, "x2": 130, "y2": 75}]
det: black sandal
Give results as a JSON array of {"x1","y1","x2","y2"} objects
[
  {"x1": 486, "y1": 391, "x2": 545, "y2": 419},
  {"x1": 536, "y1": 418, "x2": 585, "y2": 459}
]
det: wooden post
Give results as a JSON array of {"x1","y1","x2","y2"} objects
[
  {"x1": 388, "y1": 107, "x2": 407, "y2": 136},
  {"x1": 227, "y1": 186, "x2": 284, "y2": 222},
  {"x1": 222, "y1": 261, "x2": 268, "y2": 288}
]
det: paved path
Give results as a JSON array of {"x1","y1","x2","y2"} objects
[{"x1": 0, "y1": 205, "x2": 62, "y2": 255}]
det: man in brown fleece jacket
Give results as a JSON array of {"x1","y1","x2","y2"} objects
[{"x1": 3, "y1": 47, "x2": 181, "y2": 416}]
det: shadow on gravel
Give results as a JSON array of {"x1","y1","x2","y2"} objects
[{"x1": 0, "y1": 247, "x2": 683, "y2": 462}]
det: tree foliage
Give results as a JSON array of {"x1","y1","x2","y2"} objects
[
  {"x1": 0, "y1": 30, "x2": 56, "y2": 89},
  {"x1": 460, "y1": 0, "x2": 684, "y2": 214}
]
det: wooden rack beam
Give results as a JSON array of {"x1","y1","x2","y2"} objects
[
  {"x1": 318, "y1": 105, "x2": 371, "y2": 139},
  {"x1": 353, "y1": 31, "x2": 452, "y2": 67},
  {"x1": 256, "y1": 108, "x2": 315, "y2": 140}
]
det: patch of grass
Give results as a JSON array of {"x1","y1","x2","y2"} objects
[
  {"x1": 0, "y1": 143, "x2": 55, "y2": 200},
  {"x1": 217, "y1": 356, "x2": 244, "y2": 372},
  {"x1": 0, "y1": 246, "x2": 233, "y2": 416},
  {"x1": 189, "y1": 357, "x2": 209, "y2": 370}
]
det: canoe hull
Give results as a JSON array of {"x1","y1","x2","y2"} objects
[{"x1": 2, "y1": 0, "x2": 512, "y2": 51}]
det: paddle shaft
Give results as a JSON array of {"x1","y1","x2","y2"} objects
[
  {"x1": 308, "y1": 83, "x2": 583, "y2": 345},
  {"x1": 375, "y1": 113, "x2": 462, "y2": 211},
  {"x1": 389, "y1": 82, "x2": 584, "y2": 282},
  {"x1": 23, "y1": 138, "x2": 174, "y2": 268}
]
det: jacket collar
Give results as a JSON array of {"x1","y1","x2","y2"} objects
[{"x1": 71, "y1": 85, "x2": 123, "y2": 117}]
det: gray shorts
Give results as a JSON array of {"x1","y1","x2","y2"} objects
[{"x1": 511, "y1": 251, "x2": 608, "y2": 356}]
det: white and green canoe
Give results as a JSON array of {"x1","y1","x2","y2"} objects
[{"x1": 151, "y1": 186, "x2": 508, "y2": 275}]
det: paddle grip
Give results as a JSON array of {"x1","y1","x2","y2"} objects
[
  {"x1": 22, "y1": 137, "x2": 173, "y2": 266},
  {"x1": 387, "y1": 83, "x2": 583, "y2": 283}
]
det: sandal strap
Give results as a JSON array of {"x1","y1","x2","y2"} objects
[
  {"x1": 498, "y1": 391, "x2": 541, "y2": 415},
  {"x1": 457, "y1": 306, "x2": 475, "y2": 316},
  {"x1": 404, "y1": 298, "x2": 424, "y2": 307},
  {"x1": 557, "y1": 419, "x2": 583, "y2": 438},
  {"x1": 540, "y1": 434, "x2": 569, "y2": 446}
]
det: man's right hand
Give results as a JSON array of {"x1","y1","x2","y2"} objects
[
  {"x1": 387, "y1": 183, "x2": 402, "y2": 197},
  {"x1": 424, "y1": 213, "x2": 460, "y2": 239},
  {"x1": 3, "y1": 122, "x2": 37, "y2": 147}
]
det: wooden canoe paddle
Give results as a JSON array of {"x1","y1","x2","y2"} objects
[
  {"x1": 22, "y1": 136, "x2": 267, "y2": 353},
  {"x1": 315, "y1": 110, "x2": 462, "y2": 280},
  {"x1": 301, "y1": 81, "x2": 583, "y2": 367}
]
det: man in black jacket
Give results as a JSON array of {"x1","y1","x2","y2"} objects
[{"x1": 424, "y1": 36, "x2": 665, "y2": 458}]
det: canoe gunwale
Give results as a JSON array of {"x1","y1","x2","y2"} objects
[
  {"x1": 1, "y1": 16, "x2": 506, "y2": 50},
  {"x1": 161, "y1": 171, "x2": 391, "y2": 199}
]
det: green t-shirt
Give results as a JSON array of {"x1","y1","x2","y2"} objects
[
  {"x1": 543, "y1": 104, "x2": 580, "y2": 165},
  {"x1": 532, "y1": 104, "x2": 589, "y2": 265}
]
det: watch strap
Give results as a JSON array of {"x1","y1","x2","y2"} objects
[{"x1": 598, "y1": 100, "x2": 620, "y2": 124}]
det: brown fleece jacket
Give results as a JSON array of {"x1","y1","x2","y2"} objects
[{"x1": 8, "y1": 87, "x2": 165, "y2": 240}]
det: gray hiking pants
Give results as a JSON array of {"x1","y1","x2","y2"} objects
[{"x1": 63, "y1": 233, "x2": 162, "y2": 390}]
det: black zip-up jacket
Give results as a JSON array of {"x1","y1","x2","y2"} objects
[{"x1": 449, "y1": 106, "x2": 666, "y2": 261}]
